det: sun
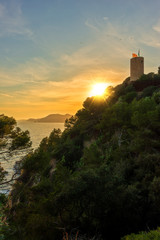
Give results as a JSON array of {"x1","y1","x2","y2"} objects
[{"x1": 90, "y1": 83, "x2": 108, "y2": 97}]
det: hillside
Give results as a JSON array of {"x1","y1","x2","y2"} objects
[
  {"x1": 27, "y1": 113, "x2": 72, "y2": 123},
  {"x1": 2, "y1": 73, "x2": 160, "y2": 240}
]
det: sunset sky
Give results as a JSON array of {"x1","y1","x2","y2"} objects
[{"x1": 1, "y1": 0, "x2": 160, "y2": 119}]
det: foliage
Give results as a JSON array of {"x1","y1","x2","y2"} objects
[
  {"x1": 0, "y1": 115, "x2": 32, "y2": 237},
  {"x1": 0, "y1": 194, "x2": 7, "y2": 240},
  {"x1": 10, "y1": 129, "x2": 32, "y2": 150},
  {"x1": 0, "y1": 116, "x2": 32, "y2": 188},
  {"x1": 0, "y1": 115, "x2": 16, "y2": 138},
  {"x1": 3, "y1": 79, "x2": 160, "y2": 240},
  {"x1": 122, "y1": 228, "x2": 160, "y2": 240},
  {"x1": 141, "y1": 85, "x2": 158, "y2": 98},
  {"x1": 0, "y1": 165, "x2": 7, "y2": 184},
  {"x1": 0, "y1": 116, "x2": 31, "y2": 151},
  {"x1": 132, "y1": 73, "x2": 160, "y2": 91}
]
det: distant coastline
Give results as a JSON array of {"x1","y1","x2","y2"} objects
[{"x1": 20, "y1": 114, "x2": 72, "y2": 123}]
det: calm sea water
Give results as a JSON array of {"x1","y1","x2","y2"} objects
[
  {"x1": 0, "y1": 122, "x2": 65, "y2": 194},
  {"x1": 17, "y1": 121, "x2": 65, "y2": 149}
]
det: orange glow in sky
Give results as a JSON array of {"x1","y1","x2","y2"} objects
[{"x1": 1, "y1": 1, "x2": 158, "y2": 119}]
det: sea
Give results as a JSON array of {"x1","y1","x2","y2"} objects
[
  {"x1": 17, "y1": 121, "x2": 65, "y2": 149},
  {"x1": 0, "y1": 121, "x2": 65, "y2": 194}
]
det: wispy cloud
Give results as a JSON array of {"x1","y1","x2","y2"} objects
[
  {"x1": 0, "y1": 0, "x2": 33, "y2": 38},
  {"x1": 0, "y1": 92, "x2": 13, "y2": 98},
  {"x1": 61, "y1": 45, "x2": 100, "y2": 67},
  {"x1": 19, "y1": 58, "x2": 55, "y2": 82},
  {"x1": 2, "y1": 13, "x2": 160, "y2": 118},
  {"x1": 153, "y1": 19, "x2": 160, "y2": 33},
  {"x1": 84, "y1": 17, "x2": 135, "y2": 58},
  {"x1": 0, "y1": 57, "x2": 56, "y2": 87},
  {"x1": 85, "y1": 19, "x2": 99, "y2": 32}
]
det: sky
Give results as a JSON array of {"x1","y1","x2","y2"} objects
[{"x1": 1, "y1": 0, "x2": 160, "y2": 119}]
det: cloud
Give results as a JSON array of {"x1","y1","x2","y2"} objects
[
  {"x1": 84, "y1": 18, "x2": 136, "y2": 59},
  {"x1": 153, "y1": 19, "x2": 160, "y2": 33},
  {"x1": 61, "y1": 45, "x2": 100, "y2": 67},
  {"x1": 16, "y1": 67, "x2": 125, "y2": 105},
  {"x1": 0, "y1": 64, "x2": 128, "y2": 119},
  {"x1": 19, "y1": 58, "x2": 55, "y2": 82},
  {"x1": 0, "y1": 17, "x2": 130, "y2": 91},
  {"x1": 0, "y1": 57, "x2": 56, "y2": 88},
  {"x1": 0, "y1": 0, "x2": 33, "y2": 38},
  {"x1": 137, "y1": 28, "x2": 160, "y2": 49},
  {"x1": 103, "y1": 17, "x2": 109, "y2": 21},
  {"x1": 85, "y1": 19, "x2": 99, "y2": 32},
  {"x1": 0, "y1": 16, "x2": 140, "y2": 118},
  {"x1": 141, "y1": 38, "x2": 160, "y2": 48},
  {"x1": 0, "y1": 92, "x2": 13, "y2": 98}
]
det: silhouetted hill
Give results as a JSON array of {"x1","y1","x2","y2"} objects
[
  {"x1": 27, "y1": 114, "x2": 71, "y2": 123},
  {"x1": 5, "y1": 73, "x2": 160, "y2": 240}
]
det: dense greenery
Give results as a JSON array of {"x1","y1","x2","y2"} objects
[
  {"x1": 2, "y1": 73, "x2": 160, "y2": 239},
  {"x1": 0, "y1": 115, "x2": 31, "y2": 150},
  {"x1": 10, "y1": 127, "x2": 31, "y2": 150},
  {"x1": 0, "y1": 115, "x2": 16, "y2": 138},
  {"x1": 0, "y1": 116, "x2": 32, "y2": 184},
  {"x1": 0, "y1": 115, "x2": 32, "y2": 239}
]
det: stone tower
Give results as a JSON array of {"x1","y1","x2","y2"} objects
[{"x1": 130, "y1": 53, "x2": 144, "y2": 81}]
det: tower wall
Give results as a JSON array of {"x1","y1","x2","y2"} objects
[{"x1": 130, "y1": 57, "x2": 144, "y2": 81}]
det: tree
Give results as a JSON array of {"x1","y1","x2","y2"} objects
[
  {"x1": 0, "y1": 115, "x2": 16, "y2": 138},
  {"x1": 0, "y1": 115, "x2": 32, "y2": 187},
  {"x1": 4, "y1": 80, "x2": 160, "y2": 240}
]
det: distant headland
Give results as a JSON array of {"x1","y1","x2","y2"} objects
[{"x1": 23, "y1": 114, "x2": 72, "y2": 123}]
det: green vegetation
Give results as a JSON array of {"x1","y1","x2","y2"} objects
[
  {"x1": 0, "y1": 115, "x2": 32, "y2": 185},
  {"x1": 2, "y1": 73, "x2": 160, "y2": 239},
  {"x1": 0, "y1": 194, "x2": 7, "y2": 240},
  {"x1": 122, "y1": 228, "x2": 160, "y2": 240},
  {"x1": 0, "y1": 115, "x2": 32, "y2": 239},
  {"x1": 0, "y1": 116, "x2": 32, "y2": 151},
  {"x1": 10, "y1": 128, "x2": 32, "y2": 150},
  {"x1": 0, "y1": 115, "x2": 16, "y2": 138}
]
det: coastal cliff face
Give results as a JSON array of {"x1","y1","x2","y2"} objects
[{"x1": 3, "y1": 74, "x2": 160, "y2": 240}]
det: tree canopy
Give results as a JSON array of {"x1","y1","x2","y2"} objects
[{"x1": 2, "y1": 74, "x2": 160, "y2": 240}]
